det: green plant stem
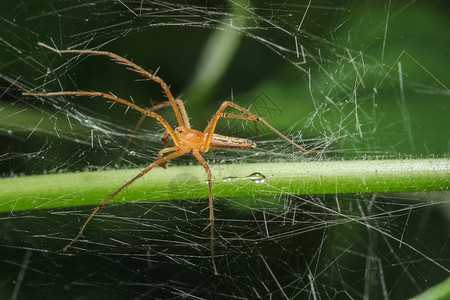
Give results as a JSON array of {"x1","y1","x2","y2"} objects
[
  {"x1": 411, "y1": 276, "x2": 450, "y2": 300},
  {"x1": 0, "y1": 158, "x2": 448, "y2": 213}
]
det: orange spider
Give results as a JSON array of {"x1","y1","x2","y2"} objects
[{"x1": 24, "y1": 42, "x2": 320, "y2": 274}]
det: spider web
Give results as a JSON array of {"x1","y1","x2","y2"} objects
[{"x1": 1, "y1": 1, "x2": 449, "y2": 299}]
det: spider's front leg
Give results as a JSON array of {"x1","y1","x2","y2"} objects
[
  {"x1": 119, "y1": 102, "x2": 173, "y2": 163},
  {"x1": 119, "y1": 99, "x2": 190, "y2": 166},
  {"x1": 203, "y1": 101, "x2": 321, "y2": 153},
  {"x1": 157, "y1": 146, "x2": 178, "y2": 169},
  {"x1": 33, "y1": 42, "x2": 186, "y2": 128}
]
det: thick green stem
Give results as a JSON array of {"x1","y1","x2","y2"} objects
[{"x1": 0, "y1": 158, "x2": 448, "y2": 213}]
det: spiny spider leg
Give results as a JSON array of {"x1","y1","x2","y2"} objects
[
  {"x1": 118, "y1": 99, "x2": 190, "y2": 165},
  {"x1": 119, "y1": 101, "x2": 173, "y2": 163},
  {"x1": 121, "y1": 99, "x2": 190, "y2": 155},
  {"x1": 203, "y1": 101, "x2": 320, "y2": 153},
  {"x1": 23, "y1": 91, "x2": 180, "y2": 146},
  {"x1": 36, "y1": 42, "x2": 185, "y2": 127},
  {"x1": 63, "y1": 148, "x2": 189, "y2": 251}
]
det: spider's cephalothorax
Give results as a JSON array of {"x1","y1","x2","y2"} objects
[
  {"x1": 174, "y1": 127, "x2": 204, "y2": 148},
  {"x1": 24, "y1": 42, "x2": 320, "y2": 275}
]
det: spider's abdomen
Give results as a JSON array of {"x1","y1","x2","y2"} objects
[{"x1": 209, "y1": 133, "x2": 256, "y2": 150}]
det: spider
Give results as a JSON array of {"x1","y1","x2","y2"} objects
[{"x1": 24, "y1": 42, "x2": 320, "y2": 274}]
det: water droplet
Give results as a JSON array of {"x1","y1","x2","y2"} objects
[
  {"x1": 222, "y1": 176, "x2": 239, "y2": 182},
  {"x1": 246, "y1": 172, "x2": 266, "y2": 183},
  {"x1": 221, "y1": 172, "x2": 266, "y2": 184},
  {"x1": 7, "y1": 130, "x2": 12, "y2": 135},
  {"x1": 82, "y1": 119, "x2": 94, "y2": 127}
]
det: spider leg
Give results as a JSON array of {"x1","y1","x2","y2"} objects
[
  {"x1": 192, "y1": 149, "x2": 218, "y2": 275},
  {"x1": 156, "y1": 147, "x2": 179, "y2": 169},
  {"x1": 63, "y1": 147, "x2": 189, "y2": 251},
  {"x1": 159, "y1": 100, "x2": 190, "y2": 167},
  {"x1": 119, "y1": 101, "x2": 173, "y2": 163},
  {"x1": 203, "y1": 101, "x2": 321, "y2": 153},
  {"x1": 23, "y1": 91, "x2": 180, "y2": 146},
  {"x1": 119, "y1": 99, "x2": 189, "y2": 164},
  {"x1": 35, "y1": 42, "x2": 185, "y2": 127},
  {"x1": 203, "y1": 101, "x2": 259, "y2": 138},
  {"x1": 175, "y1": 99, "x2": 190, "y2": 129}
]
